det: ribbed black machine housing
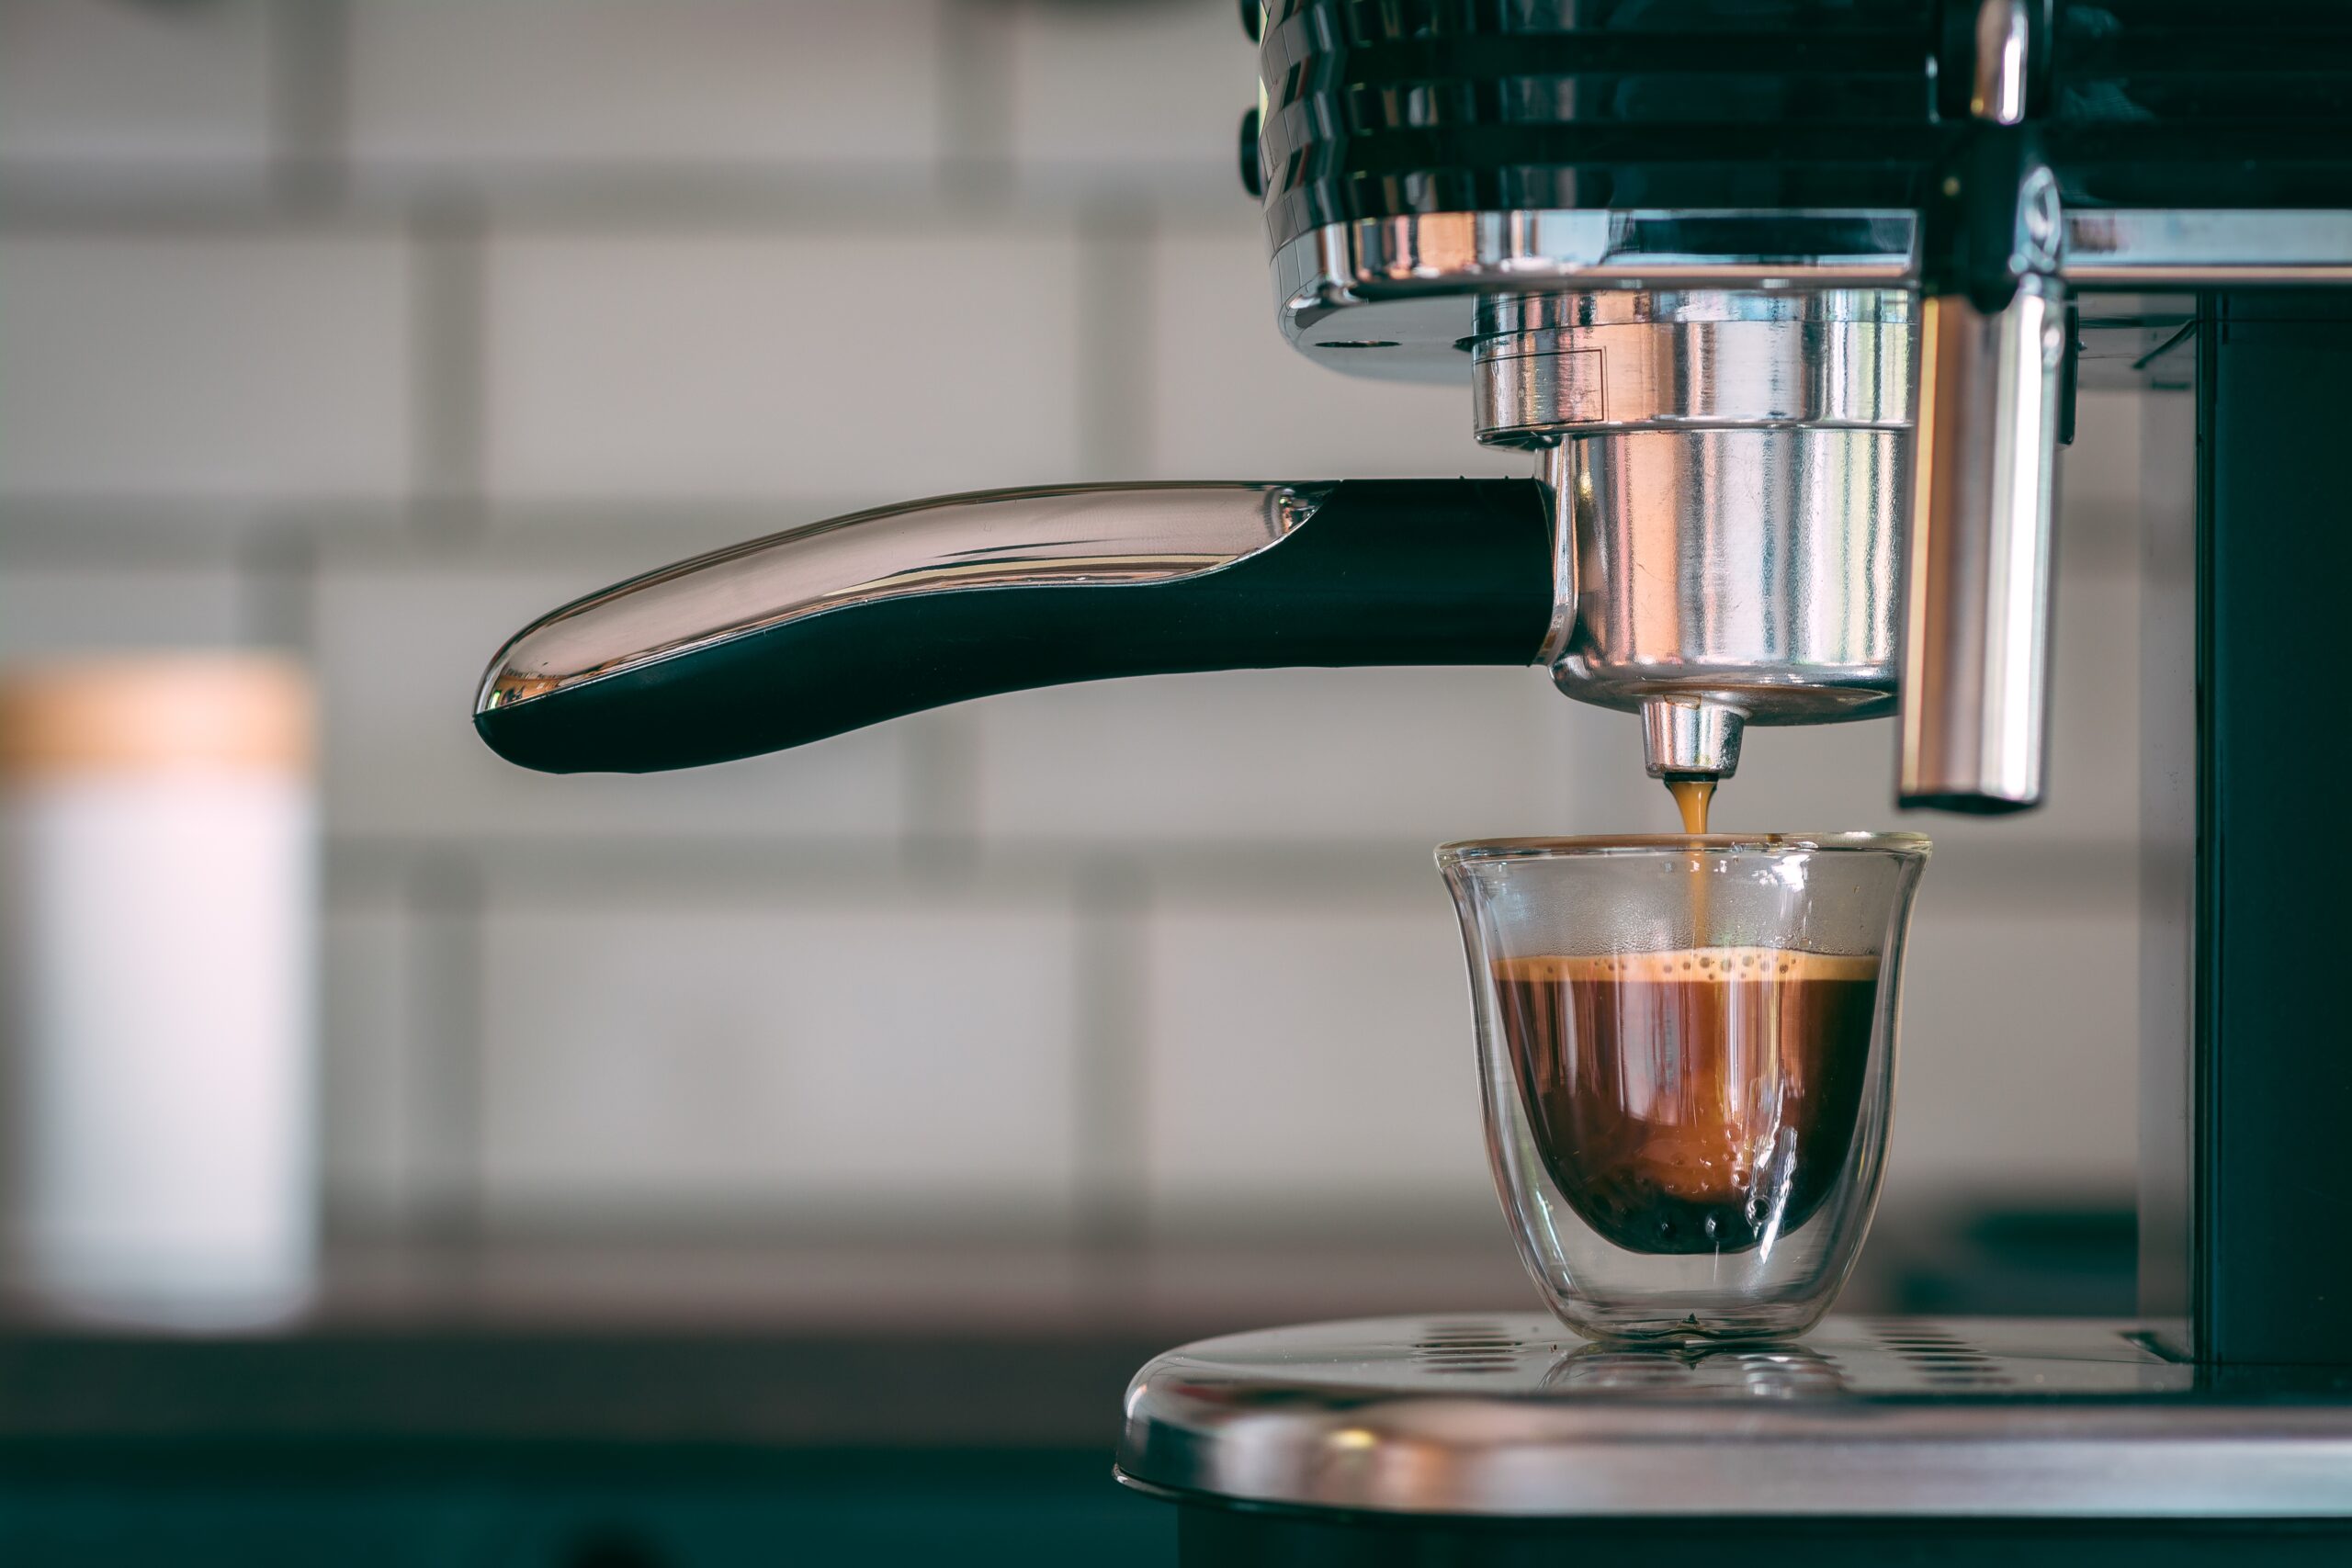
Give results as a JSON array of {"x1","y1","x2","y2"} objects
[
  {"x1": 1252, "y1": 0, "x2": 2352, "y2": 248},
  {"x1": 1242, "y1": 0, "x2": 2352, "y2": 1376}
]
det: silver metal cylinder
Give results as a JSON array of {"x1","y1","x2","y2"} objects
[
  {"x1": 1557, "y1": 425, "x2": 1909, "y2": 716},
  {"x1": 1491, "y1": 291, "x2": 1916, "y2": 781},
  {"x1": 1642, "y1": 695, "x2": 1745, "y2": 779},
  {"x1": 1897, "y1": 280, "x2": 2064, "y2": 812},
  {"x1": 1476, "y1": 288, "x2": 1914, "y2": 443}
]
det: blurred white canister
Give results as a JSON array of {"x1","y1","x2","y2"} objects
[{"x1": 0, "y1": 656, "x2": 317, "y2": 1326}]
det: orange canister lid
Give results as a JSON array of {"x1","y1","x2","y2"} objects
[{"x1": 0, "y1": 655, "x2": 314, "y2": 779}]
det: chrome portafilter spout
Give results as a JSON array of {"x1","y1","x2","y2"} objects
[
  {"x1": 1481, "y1": 289, "x2": 1917, "y2": 785},
  {"x1": 1641, "y1": 696, "x2": 1746, "y2": 784}
]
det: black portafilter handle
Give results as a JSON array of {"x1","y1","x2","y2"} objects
[{"x1": 473, "y1": 479, "x2": 1555, "y2": 775}]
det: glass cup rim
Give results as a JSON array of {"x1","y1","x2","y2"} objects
[{"x1": 1437, "y1": 831, "x2": 1931, "y2": 867}]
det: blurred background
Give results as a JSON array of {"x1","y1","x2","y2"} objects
[{"x1": 0, "y1": 0, "x2": 2143, "y2": 1559}]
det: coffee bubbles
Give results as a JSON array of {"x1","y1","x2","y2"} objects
[{"x1": 1491, "y1": 950, "x2": 1878, "y2": 1256}]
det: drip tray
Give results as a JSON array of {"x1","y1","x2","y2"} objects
[{"x1": 1115, "y1": 1315, "x2": 2352, "y2": 1518}]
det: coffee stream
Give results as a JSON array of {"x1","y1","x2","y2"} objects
[
  {"x1": 1485, "y1": 773, "x2": 1881, "y2": 1256},
  {"x1": 1667, "y1": 776, "x2": 1715, "y2": 835},
  {"x1": 1666, "y1": 775, "x2": 1716, "y2": 932}
]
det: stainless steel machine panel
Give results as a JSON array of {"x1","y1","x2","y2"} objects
[{"x1": 1118, "y1": 1314, "x2": 2352, "y2": 1519}]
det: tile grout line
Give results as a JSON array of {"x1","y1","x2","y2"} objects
[
  {"x1": 408, "y1": 197, "x2": 491, "y2": 537},
  {"x1": 901, "y1": 713, "x2": 985, "y2": 875},
  {"x1": 1072, "y1": 861, "x2": 1152, "y2": 1254},
  {"x1": 936, "y1": 0, "x2": 1017, "y2": 204},
  {"x1": 1076, "y1": 197, "x2": 1158, "y2": 479},
  {"x1": 233, "y1": 513, "x2": 321, "y2": 656},
  {"x1": 0, "y1": 167, "x2": 1247, "y2": 237},
  {"x1": 267, "y1": 0, "x2": 351, "y2": 210},
  {"x1": 406, "y1": 849, "x2": 487, "y2": 1249}
]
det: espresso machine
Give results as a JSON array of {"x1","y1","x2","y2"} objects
[{"x1": 474, "y1": 2, "x2": 2352, "y2": 1560}]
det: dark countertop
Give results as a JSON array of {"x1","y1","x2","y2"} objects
[
  {"x1": 0, "y1": 1225, "x2": 2137, "y2": 1567},
  {"x1": 0, "y1": 1235, "x2": 1537, "y2": 1448},
  {"x1": 0, "y1": 1205, "x2": 2132, "y2": 1449}
]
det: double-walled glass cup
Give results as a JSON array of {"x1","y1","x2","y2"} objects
[{"x1": 1439, "y1": 834, "x2": 1928, "y2": 1346}]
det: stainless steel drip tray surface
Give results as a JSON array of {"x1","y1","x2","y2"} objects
[{"x1": 1115, "y1": 1315, "x2": 2352, "y2": 1519}]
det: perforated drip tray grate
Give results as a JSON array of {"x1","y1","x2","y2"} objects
[
  {"x1": 1116, "y1": 1315, "x2": 2352, "y2": 1519},
  {"x1": 1408, "y1": 1320, "x2": 1524, "y2": 1375},
  {"x1": 1198, "y1": 1315, "x2": 2181, "y2": 1400},
  {"x1": 1533, "y1": 1316, "x2": 2110, "y2": 1397},
  {"x1": 1867, "y1": 1320, "x2": 2021, "y2": 1392}
]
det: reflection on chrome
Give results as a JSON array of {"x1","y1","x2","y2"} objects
[
  {"x1": 1543, "y1": 1342, "x2": 1849, "y2": 1399},
  {"x1": 477, "y1": 482, "x2": 1324, "y2": 714}
]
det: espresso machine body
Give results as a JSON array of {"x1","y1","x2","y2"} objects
[{"x1": 474, "y1": 1, "x2": 2352, "y2": 1556}]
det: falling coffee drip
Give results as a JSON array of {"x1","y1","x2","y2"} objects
[
  {"x1": 1665, "y1": 775, "x2": 1718, "y2": 934},
  {"x1": 1491, "y1": 951, "x2": 1878, "y2": 1255},
  {"x1": 1667, "y1": 777, "x2": 1716, "y2": 835}
]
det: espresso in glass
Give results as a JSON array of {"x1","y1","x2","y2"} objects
[
  {"x1": 1490, "y1": 948, "x2": 1879, "y2": 1255},
  {"x1": 1442, "y1": 833, "x2": 1927, "y2": 1341}
]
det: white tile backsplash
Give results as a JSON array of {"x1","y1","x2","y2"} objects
[
  {"x1": 0, "y1": 0, "x2": 2162, "y2": 1235},
  {"x1": 1147, "y1": 223, "x2": 1527, "y2": 481},
  {"x1": 970, "y1": 665, "x2": 1619, "y2": 845},
  {"x1": 0, "y1": 237, "x2": 413, "y2": 500},
  {"x1": 347, "y1": 0, "x2": 943, "y2": 173},
  {"x1": 1143, "y1": 898, "x2": 1494, "y2": 1220},
  {"x1": 1883, "y1": 890, "x2": 2140, "y2": 1198},
  {"x1": 311, "y1": 558, "x2": 909, "y2": 841},
  {"x1": 1008, "y1": 0, "x2": 1258, "y2": 196},
  {"x1": 484, "y1": 230, "x2": 1084, "y2": 501},
  {"x1": 321, "y1": 896, "x2": 425, "y2": 1219},
  {"x1": 0, "y1": 0, "x2": 275, "y2": 169},
  {"x1": 0, "y1": 560, "x2": 248, "y2": 658},
  {"x1": 479, "y1": 898, "x2": 1080, "y2": 1215}
]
